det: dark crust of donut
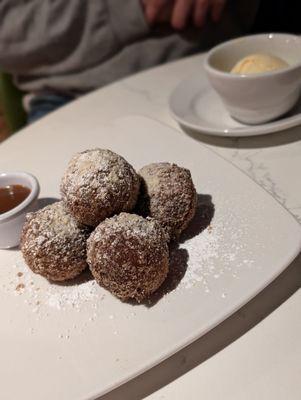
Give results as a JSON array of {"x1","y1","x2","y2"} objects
[
  {"x1": 20, "y1": 202, "x2": 90, "y2": 282},
  {"x1": 87, "y1": 213, "x2": 169, "y2": 302},
  {"x1": 135, "y1": 163, "x2": 197, "y2": 241},
  {"x1": 60, "y1": 149, "x2": 140, "y2": 227}
]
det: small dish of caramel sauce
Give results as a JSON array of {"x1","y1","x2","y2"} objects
[{"x1": 0, "y1": 185, "x2": 31, "y2": 214}]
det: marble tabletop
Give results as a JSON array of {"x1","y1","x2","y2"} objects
[{"x1": 1, "y1": 53, "x2": 300, "y2": 399}]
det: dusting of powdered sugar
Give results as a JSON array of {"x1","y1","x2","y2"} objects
[
  {"x1": 170, "y1": 196, "x2": 256, "y2": 294},
  {"x1": 3, "y1": 258, "x2": 102, "y2": 313},
  {"x1": 45, "y1": 280, "x2": 101, "y2": 310},
  {"x1": 1, "y1": 257, "x2": 107, "y2": 339},
  {"x1": 3, "y1": 195, "x2": 256, "y2": 316},
  {"x1": 178, "y1": 226, "x2": 220, "y2": 290}
]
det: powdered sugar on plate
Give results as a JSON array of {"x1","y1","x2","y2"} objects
[
  {"x1": 178, "y1": 225, "x2": 220, "y2": 290},
  {"x1": 45, "y1": 280, "x2": 100, "y2": 310},
  {"x1": 172, "y1": 194, "x2": 256, "y2": 294},
  {"x1": 2, "y1": 194, "x2": 257, "y2": 315},
  {"x1": 2, "y1": 256, "x2": 103, "y2": 314}
]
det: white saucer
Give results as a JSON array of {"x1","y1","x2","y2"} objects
[{"x1": 169, "y1": 75, "x2": 301, "y2": 137}]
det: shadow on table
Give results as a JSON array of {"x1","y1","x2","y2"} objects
[
  {"x1": 98, "y1": 251, "x2": 301, "y2": 400},
  {"x1": 54, "y1": 268, "x2": 94, "y2": 287},
  {"x1": 37, "y1": 197, "x2": 59, "y2": 209},
  {"x1": 181, "y1": 123, "x2": 301, "y2": 150},
  {"x1": 179, "y1": 194, "x2": 215, "y2": 244},
  {"x1": 142, "y1": 194, "x2": 215, "y2": 307}
]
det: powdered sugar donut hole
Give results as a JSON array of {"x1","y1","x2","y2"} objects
[
  {"x1": 21, "y1": 202, "x2": 90, "y2": 282},
  {"x1": 87, "y1": 213, "x2": 169, "y2": 302},
  {"x1": 61, "y1": 149, "x2": 140, "y2": 227}
]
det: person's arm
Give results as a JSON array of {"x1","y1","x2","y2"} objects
[
  {"x1": 107, "y1": 0, "x2": 149, "y2": 45},
  {"x1": 0, "y1": 0, "x2": 149, "y2": 75}
]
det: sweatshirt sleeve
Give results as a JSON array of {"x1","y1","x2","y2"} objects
[
  {"x1": 0, "y1": 0, "x2": 149, "y2": 75},
  {"x1": 0, "y1": 0, "x2": 91, "y2": 73},
  {"x1": 107, "y1": 0, "x2": 150, "y2": 45}
]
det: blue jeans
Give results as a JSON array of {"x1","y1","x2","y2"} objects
[{"x1": 27, "y1": 93, "x2": 74, "y2": 124}]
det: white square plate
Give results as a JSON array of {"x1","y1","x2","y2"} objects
[{"x1": 0, "y1": 116, "x2": 300, "y2": 399}]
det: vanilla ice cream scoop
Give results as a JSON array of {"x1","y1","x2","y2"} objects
[{"x1": 231, "y1": 53, "x2": 289, "y2": 74}]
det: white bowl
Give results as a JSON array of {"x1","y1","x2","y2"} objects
[
  {"x1": 205, "y1": 33, "x2": 301, "y2": 124},
  {"x1": 0, "y1": 172, "x2": 40, "y2": 249}
]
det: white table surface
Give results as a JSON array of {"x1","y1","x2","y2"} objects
[{"x1": 1, "y1": 53, "x2": 300, "y2": 400}]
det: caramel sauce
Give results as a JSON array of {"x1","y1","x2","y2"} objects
[{"x1": 0, "y1": 185, "x2": 31, "y2": 214}]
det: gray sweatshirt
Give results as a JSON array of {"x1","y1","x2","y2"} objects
[{"x1": 0, "y1": 0, "x2": 259, "y2": 94}]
